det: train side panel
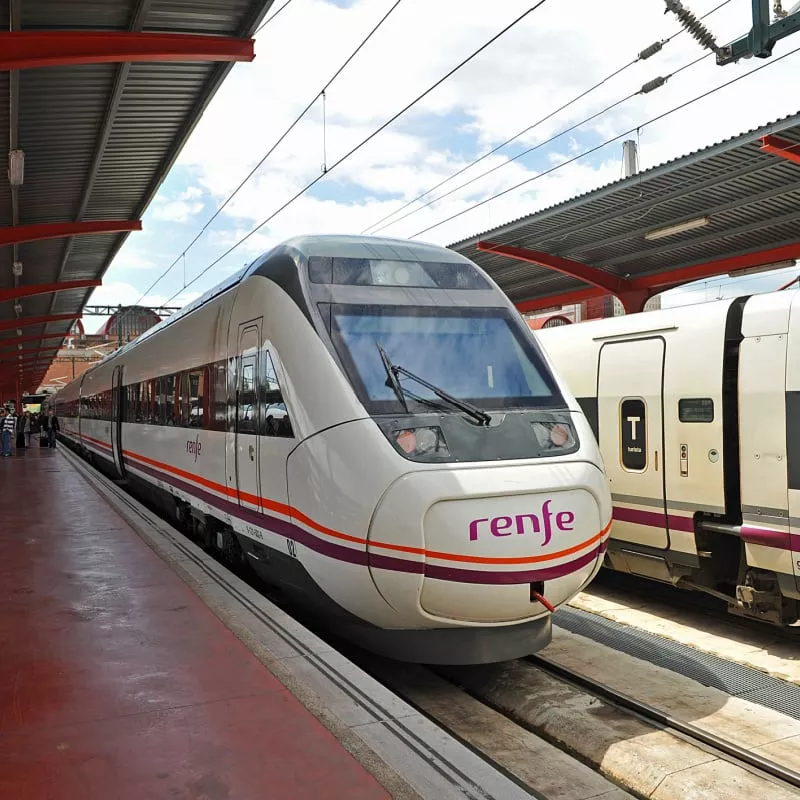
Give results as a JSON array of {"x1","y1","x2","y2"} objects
[{"x1": 539, "y1": 303, "x2": 730, "y2": 562}]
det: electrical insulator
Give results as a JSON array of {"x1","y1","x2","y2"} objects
[
  {"x1": 664, "y1": 0, "x2": 721, "y2": 54},
  {"x1": 640, "y1": 76, "x2": 668, "y2": 94},
  {"x1": 639, "y1": 41, "x2": 665, "y2": 60}
]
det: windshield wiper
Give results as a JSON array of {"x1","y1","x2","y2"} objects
[
  {"x1": 376, "y1": 343, "x2": 491, "y2": 426},
  {"x1": 377, "y1": 342, "x2": 409, "y2": 413}
]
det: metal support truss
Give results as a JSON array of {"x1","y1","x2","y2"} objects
[{"x1": 717, "y1": 0, "x2": 800, "y2": 64}]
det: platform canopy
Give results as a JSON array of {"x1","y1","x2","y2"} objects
[
  {"x1": 449, "y1": 111, "x2": 800, "y2": 316},
  {"x1": 0, "y1": 0, "x2": 274, "y2": 397}
]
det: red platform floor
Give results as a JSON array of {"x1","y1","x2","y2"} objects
[{"x1": 0, "y1": 445, "x2": 389, "y2": 800}]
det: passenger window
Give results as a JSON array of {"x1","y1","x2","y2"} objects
[
  {"x1": 210, "y1": 362, "x2": 228, "y2": 432},
  {"x1": 188, "y1": 368, "x2": 206, "y2": 428},
  {"x1": 679, "y1": 398, "x2": 714, "y2": 423},
  {"x1": 620, "y1": 397, "x2": 647, "y2": 471},
  {"x1": 238, "y1": 359, "x2": 259, "y2": 434},
  {"x1": 177, "y1": 372, "x2": 190, "y2": 426},
  {"x1": 263, "y1": 351, "x2": 293, "y2": 438}
]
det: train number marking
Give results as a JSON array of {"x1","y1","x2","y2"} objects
[
  {"x1": 245, "y1": 524, "x2": 263, "y2": 541},
  {"x1": 286, "y1": 539, "x2": 297, "y2": 558}
]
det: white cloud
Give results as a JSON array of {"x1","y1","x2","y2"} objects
[{"x1": 104, "y1": 0, "x2": 799, "y2": 308}]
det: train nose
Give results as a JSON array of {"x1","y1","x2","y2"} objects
[{"x1": 366, "y1": 461, "x2": 611, "y2": 624}]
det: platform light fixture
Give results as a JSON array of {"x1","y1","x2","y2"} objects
[
  {"x1": 644, "y1": 216, "x2": 710, "y2": 241},
  {"x1": 11, "y1": 261, "x2": 22, "y2": 278},
  {"x1": 8, "y1": 150, "x2": 24, "y2": 186}
]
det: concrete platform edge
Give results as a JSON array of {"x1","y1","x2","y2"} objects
[{"x1": 60, "y1": 449, "x2": 533, "y2": 800}]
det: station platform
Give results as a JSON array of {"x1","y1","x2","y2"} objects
[{"x1": 0, "y1": 445, "x2": 390, "y2": 799}]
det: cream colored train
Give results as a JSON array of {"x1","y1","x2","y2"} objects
[
  {"x1": 538, "y1": 290, "x2": 800, "y2": 626},
  {"x1": 54, "y1": 234, "x2": 612, "y2": 663}
]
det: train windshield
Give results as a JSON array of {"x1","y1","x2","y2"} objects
[{"x1": 329, "y1": 304, "x2": 564, "y2": 414}]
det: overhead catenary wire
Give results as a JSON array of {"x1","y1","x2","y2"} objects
[
  {"x1": 163, "y1": 2, "x2": 551, "y2": 305},
  {"x1": 406, "y1": 41, "x2": 800, "y2": 241},
  {"x1": 254, "y1": 0, "x2": 295, "y2": 36},
  {"x1": 126, "y1": 0, "x2": 406, "y2": 314},
  {"x1": 362, "y1": 0, "x2": 733, "y2": 236},
  {"x1": 367, "y1": 50, "x2": 709, "y2": 237}
]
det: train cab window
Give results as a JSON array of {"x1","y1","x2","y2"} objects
[
  {"x1": 263, "y1": 351, "x2": 293, "y2": 438},
  {"x1": 679, "y1": 398, "x2": 714, "y2": 423}
]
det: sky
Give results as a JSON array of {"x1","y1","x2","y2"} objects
[{"x1": 85, "y1": 0, "x2": 800, "y2": 332}]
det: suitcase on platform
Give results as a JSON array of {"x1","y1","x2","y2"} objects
[
  {"x1": 16, "y1": 432, "x2": 25, "y2": 448},
  {"x1": 39, "y1": 435, "x2": 48, "y2": 448}
]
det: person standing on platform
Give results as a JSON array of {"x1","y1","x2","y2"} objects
[
  {"x1": 22, "y1": 411, "x2": 31, "y2": 448},
  {"x1": 43, "y1": 408, "x2": 60, "y2": 448},
  {"x1": 2, "y1": 407, "x2": 16, "y2": 457}
]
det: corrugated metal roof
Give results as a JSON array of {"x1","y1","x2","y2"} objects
[
  {"x1": 0, "y1": 0, "x2": 273, "y2": 394},
  {"x1": 449, "y1": 111, "x2": 800, "y2": 307}
]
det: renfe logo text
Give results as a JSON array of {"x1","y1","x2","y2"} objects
[
  {"x1": 469, "y1": 500, "x2": 574, "y2": 547},
  {"x1": 187, "y1": 436, "x2": 202, "y2": 462}
]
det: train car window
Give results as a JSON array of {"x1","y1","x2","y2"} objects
[
  {"x1": 237, "y1": 360, "x2": 258, "y2": 435},
  {"x1": 209, "y1": 361, "x2": 227, "y2": 432},
  {"x1": 188, "y1": 369, "x2": 206, "y2": 428},
  {"x1": 263, "y1": 351, "x2": 293, "y2": 438},
  {"x1": 165, "y1": 374, "x2": 177, "y2": 425},
  {"x1": 620, "y1": 397, "x2": 647, "y2": 471},
  {"x1": 154, "y1": 377, "x2": 165, "y2": 424},
  {"x1": 679, "y1": 398, "x2": 714, "y2": 423},
  {"x1": 177, "y1": 372, "x2": 190, "y2": 426}
]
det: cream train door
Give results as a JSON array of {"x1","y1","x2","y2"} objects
[
  {"x1": 235, "y1": 321, "x2": 263, "y2": 513},
  {"x1": 598, "y1": 337, "x2": 668, "y2": 549}
]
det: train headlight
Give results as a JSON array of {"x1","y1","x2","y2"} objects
[
  {"x1": 392, "y1": 426, "x2": 449, "y2": 458},
  {"x1": 531, "y1": 421, "x2": 575, "y2": 452}
]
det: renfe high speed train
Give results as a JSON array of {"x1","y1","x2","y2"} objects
[
  {"x1": 538, "y1": 290, "x2": 800, "y2": 627},
  {"x1": 55, "y1": 235, "x2": 612, "y2": 664}
]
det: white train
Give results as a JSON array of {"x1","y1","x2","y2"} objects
[
  {"x1": 538, "y1": 290, "x2": 800, "y2": 626},
  {"x1": 54, "y1": 235, "x2": 612, "y2": 664}
]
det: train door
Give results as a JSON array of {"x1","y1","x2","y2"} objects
[
  {"x1": 111, "y1": 365, "x2": 125, "y2": 478},
  {"x1": 598, "y1": 337, "x2": 668, "y2": 549},
  {"x1": 235, "y1": 321, "x2": 262, "y2": 512}
]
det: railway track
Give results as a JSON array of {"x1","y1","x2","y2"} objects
[{"x1": 527, "y1": 654, "x2": 800, "y2": 791}]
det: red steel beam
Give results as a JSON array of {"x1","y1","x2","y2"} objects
[
  {"x1": 0, "y1": 346, "x2": 61, "y2": 360},
  {"x1": 517, "y1": 287, "x2": 605, "y2": 314},
  {"x1": 0, "y1": 332, "x2": 70, "y2": 348},
  {"x1": 0, "y1": 352, "x2": 55, "y2": 364},
  {"x1": 0, "y1": 31, "x2": 255, "y2": 71},
  {"x1": 0, "y1": 220, "x2": 140, "y2": 248},
  {"x1": 760, "y1": 135, "x2": 800, "y2": 166},
  {"x1": 513, "y1": 243, "x2": 800, "y2": 315},
  {"x1": 477, "y1": 241, "x2": 630, "y2": 294},
  {"x1": 0, "y1": 313, "x2": 80, "y2": 333},
  {"x1": 0, "y1": 280, "x2": 101, "y2": 302},
  {"x1": 629, "y1": 242, "x2": 800, "y2": 290}
]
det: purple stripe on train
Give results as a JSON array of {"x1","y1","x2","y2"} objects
[
  {"x1": 125, "y1": 456, "x2": 605, "y2": 585},
  {"x1": 741, "y1": 526, "x2": 800, "y2": 553},
  {"x1": 614, "y1": 504, "x2": 800, "y2": 552}
]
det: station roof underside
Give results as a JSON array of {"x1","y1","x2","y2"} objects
[
  {"x1": 449, "y1": 111, "x2": 800, "y2": 314},
  {"x1": 0, "y1": 0, "x2": 274, "y2": 395}
]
